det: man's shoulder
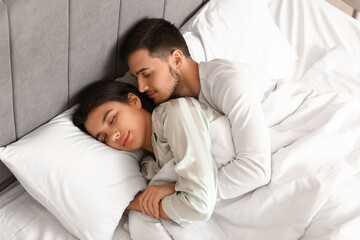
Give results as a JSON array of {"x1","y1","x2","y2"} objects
[
  {"x1": 199, "y1": 58, "x2": 257, "y2": 80},
  {"x1": 199, "y1": 58, "x2": 254, "y2": 70},
  {"x1": 199, "y1": 58, "x2": 234, "y2": 70}
]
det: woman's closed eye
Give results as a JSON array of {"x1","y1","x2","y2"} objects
[{"x1": 110, "y1": 115, "x2": 116, "y2": 124}]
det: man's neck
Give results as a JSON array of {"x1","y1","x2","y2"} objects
[{"x1": 178, "y1": 58, "x2": 201, "y2": 99}]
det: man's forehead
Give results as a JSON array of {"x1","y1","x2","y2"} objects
[
  {"x1": 128, "y1": 49, "x2": 151, "y2": 71},
  {"x1": 129, "y1": 48, "x2": 151, "y2": 61}
]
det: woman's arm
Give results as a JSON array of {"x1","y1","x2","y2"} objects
[
  {"x1": 127, "y1": 98, "x2": 218, "y2": 225},
  {"x1": 155, "y1": 98, "x2": 218, "y2": 226}
]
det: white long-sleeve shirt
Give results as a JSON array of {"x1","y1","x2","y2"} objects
[{"x1": 198, "y1": 59, "x2": 271, "y2": 200}]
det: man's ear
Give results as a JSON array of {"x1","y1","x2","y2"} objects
[
  {"x1": 170, "y1": 50, "x2": 184, "y2": 69},
  {"x1": 127, "y1": 93, "x2": 142, "y2": 109}
]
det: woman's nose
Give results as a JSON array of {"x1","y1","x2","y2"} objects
[{"x1": 112, "y1": 130, "x2": 121, "y2": 142}]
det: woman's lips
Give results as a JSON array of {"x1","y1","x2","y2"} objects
[{"x1": 121, "y1": 131, "x2": 130, "y2": 146}]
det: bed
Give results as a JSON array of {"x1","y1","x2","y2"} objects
[{"x1": 1, "y1": 0, "x2": 360, "y2": 239}]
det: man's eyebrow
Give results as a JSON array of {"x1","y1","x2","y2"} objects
[{"x1": 136, "y1": 68, "x2": 149, "y2": 75}]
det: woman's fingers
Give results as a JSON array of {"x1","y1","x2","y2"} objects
[
  {"x1": 153, "y1": 196, "x2": 160, "y2": 219},
  {"x1": 138, "y1": 192, "x2": 146, "y2": 214},
  {"x1": 141, "y1": 186, "x2": 161, "y2": 218},
  {"x1": 147, "y1": 192, "x2": 157, "y2": 217},
  {"x1": 139, "y1": 185, "x2": 175, "y2": 219},
  {"x1": 141, "y1": 190, "x2": 151, "y2": 217},
  {"x1": 149, "y1": 192, "x2": 161, "y2": 219},
  {"x1": 144, "y1": 191, "x2": 155, "y2": 217},
  {"x1": 150, "y1": 190, "x2": 161, "y2": 218}
]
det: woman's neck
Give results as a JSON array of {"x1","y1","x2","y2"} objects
[{"x1": 142, "y1": 109, "x2": 154, "y2": 153}]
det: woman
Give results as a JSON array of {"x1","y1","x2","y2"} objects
[{"x1": 73, "y1": 80, "x2": 221, "y2": 227}]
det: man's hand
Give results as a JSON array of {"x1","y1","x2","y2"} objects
[{"x1": 138, "y1": 184, "x2": 175, "y2": 219}]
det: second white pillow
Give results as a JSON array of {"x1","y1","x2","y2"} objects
[{"x1": 181, "y1": 0, "x2": 298, "y2": 93}]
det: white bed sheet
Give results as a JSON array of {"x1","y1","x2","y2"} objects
[{"x1": 0, "y1": 181, "x2": 131, "y2": 240}]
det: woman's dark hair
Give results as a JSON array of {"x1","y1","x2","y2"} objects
[
  {"x1": 72, "y1": 80, "x2": 155, "y2": 133},
  {"x1": 120, "y1": 18, "x2": 191, "y2": 62}
]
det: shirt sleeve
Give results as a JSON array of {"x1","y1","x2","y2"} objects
[
  {"x1": 155, "y1": 98, "x2": 218, "y2": 227},
  {"x1": 140, "y1": 155, "x2": 160, "y2": 183},
  {"x1": 199, "y1": 60, "x2": 271, "y2": 200}
]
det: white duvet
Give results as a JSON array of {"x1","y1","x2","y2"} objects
[
  {"x1": 128, "y1": 48, "x2": 360, "y2": 240},
  {"x1": 1, "y1": 41, "x2": 360, "y2": 240}
]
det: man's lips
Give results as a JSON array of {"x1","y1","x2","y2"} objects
[
  {"x1": 146, "y1": 91, "x2": 156, "y2": 98},
  {"x1": 120, "y1": 131, "x2": 130, "y2": 146}
]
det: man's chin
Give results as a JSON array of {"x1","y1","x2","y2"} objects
[
  {"x1": 152, "y1": 97, "x2": 163, "y2": 106},
  {"x1": 153, "y1": 93, "x2": 178, "y2": 105}
]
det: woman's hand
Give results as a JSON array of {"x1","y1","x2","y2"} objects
[{"x1": 138, "y1": 184, "x2": 175, "y2": 219}]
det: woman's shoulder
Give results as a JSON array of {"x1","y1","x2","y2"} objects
[
  {"x1": 154, "y1": 97, "x2": 199, "y2": 116},
  {"x1": 153, "y1": 97, "x2": 221, "y2": 123}
]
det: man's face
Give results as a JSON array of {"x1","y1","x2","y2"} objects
[{"x1": 127, "y1": 49, "x2": 181, "y2": 105}]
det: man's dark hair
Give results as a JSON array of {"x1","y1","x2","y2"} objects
[
  {"x1": 72, "y1": 80, "x2": 155, "y2": 133},
  {"x1": 120, "y1": 18, "x2": 191, "y2": 62}
]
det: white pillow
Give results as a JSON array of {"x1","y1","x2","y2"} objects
[
  {"x1": 180, "y1": 0, "x2": 298, "y2": 93},
  {"x1": 0, "y1": 106, "x2": 147, "y2": 240}
]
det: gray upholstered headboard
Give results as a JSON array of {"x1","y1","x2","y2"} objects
[{"x1": 0, "y1": 0, "x2": 208, "y2": 191}]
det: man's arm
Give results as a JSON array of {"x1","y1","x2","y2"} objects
[{"x1": 201, "y1": 60, "x2": 271, "y2": 200}]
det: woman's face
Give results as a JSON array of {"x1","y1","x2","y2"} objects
[{"x1": 84, "y1": 96, "x2": 147, "y2": 151}]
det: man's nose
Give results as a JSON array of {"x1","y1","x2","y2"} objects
[{"x1": 137, "y1": 77, "x2": 149, "y2": 93}]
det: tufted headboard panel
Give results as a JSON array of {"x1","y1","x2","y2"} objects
[{"x1": 0, "y1": 0, "x2": 208, "y2": 190}]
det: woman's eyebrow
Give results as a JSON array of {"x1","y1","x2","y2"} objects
[
  {"x1": 95, "y1": 132, "x2": 107, "y2": 142},
  {"x1": 95, "y1": 133, "x2": 101, "y2": 141}
]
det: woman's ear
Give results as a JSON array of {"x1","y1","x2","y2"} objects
[
  {"x1": 170, "y1": 49, "x2": 184, "y2": 69},
  {"x1": 127, "y1": 93, "x2": 142, "y2": 109}
]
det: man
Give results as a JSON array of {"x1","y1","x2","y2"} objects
[{"x1": 121, "y1": 18, "x2": 271, "y2": 215}]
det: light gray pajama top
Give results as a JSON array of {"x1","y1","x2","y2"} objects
[{"x1": 141, "y1": 97, "x2": 221, "y2": 226}]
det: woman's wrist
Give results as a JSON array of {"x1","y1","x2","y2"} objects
[{"x1": 127, "y1": 192, "x2": 142, "y2": 211}]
